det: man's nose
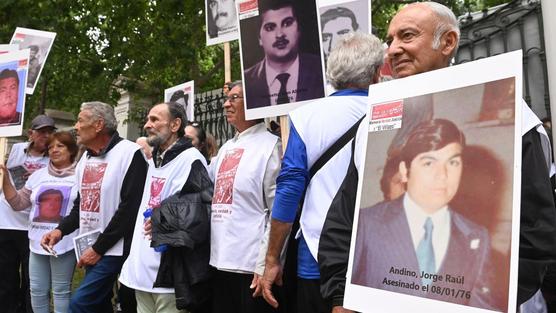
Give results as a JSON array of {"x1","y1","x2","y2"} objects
[
  {"x1": 387, "y1": 39, "x2": 403, "y2": 57},
  {"x1": 436, "y1": 164, "x2": 448, "y2": 180}
]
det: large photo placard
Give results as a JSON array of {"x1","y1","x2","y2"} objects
[
  {"x1": 206, "y1": 0, "x2": 240, "y2": 46},
  {"x1": 10, "y1": 27, "x2": 56, "y2": 95},
  {"x1": 319, "y1": 0, "x2": 370, "y2": 65},
  {"x1": 238, "y1": 0, "x2": 326, "y2": 120},
  {"x1": 0, "y1": 49, "x2": 29, "y2": 137},
  {"x1": 345, "y1": 51, "x2": 523, "y2": 313},
  {"x1": 164, "y1": 80, "x2": 195, "y2": 122}
]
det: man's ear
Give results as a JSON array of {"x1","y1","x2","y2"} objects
[
  {"x1": 372, "y1": 68, "x2": 381, "y2": 84},
  {"x1": 399, "y1": 161, "x2": 409, "y2": 183},
  {"x1": 94, "y1": 119, "x2": 105, "y2": 133},
  {"x1": 440, "y1": 30, "x2": 458, "y2": 58},
  {"x1": 170, "y1": 118, "x2": 182, "y2": 133}
]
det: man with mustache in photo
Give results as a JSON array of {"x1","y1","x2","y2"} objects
[
  {"x1": 243, "y1": 0, "x2": 324, "y2": 109},
  {"x1": 207, "y1": 0, "x2": 237, "y2": 39}
]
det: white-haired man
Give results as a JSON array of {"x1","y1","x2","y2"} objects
[
  {"x1": 42, "y1": 101, "x2": 148, "y2": 313},
  {"x1": 261, "y1": 32, "x2": 384, "y2": 313},
  {"x1": 318, "y1": 2, "x2": 556, "y2": 311}
]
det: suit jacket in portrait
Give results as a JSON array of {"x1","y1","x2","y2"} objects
[
  {"x1": 243, "y1": 53, "x2": 325, "y2": 109},
  {"x1": 351, "y1": 196, "x2": 501, "y2": 310}
]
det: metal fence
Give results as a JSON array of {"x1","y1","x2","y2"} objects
[
  {"x1": 194, "y1": 89, "x2": 235, "y2": 146},
  {"x1": 456, "y1": 0, "x2": 550, "y2": 119}
]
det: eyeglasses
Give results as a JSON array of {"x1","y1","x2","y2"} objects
[{"x1": 225, "y1": 94, "x2": 243, "y2": 103}]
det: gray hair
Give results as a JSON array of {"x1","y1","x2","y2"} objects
[
  {"x1": 80, "y1": 101, "x2": 118, "y2": 134},
  {"x1": 228, "y1": 80, "x2": 243, "y2": 91},
  {"x1": 326, "y1": 32, "x2": 384, "y2": 90},
  {"x1": 421, "y1": 2, "x2": 460, "y2": 57}
]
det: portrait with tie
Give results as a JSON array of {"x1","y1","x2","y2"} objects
[
  {"x1": 349, "y1": 78, "x2": 519, "y2": 312},
  {"x1": 238, "y1": 0, "x2": 326, "y2": 118}
]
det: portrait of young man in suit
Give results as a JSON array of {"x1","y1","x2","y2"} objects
[
  {"x1": 352, "y1": 119, "x2": 498, "y2": 310},
  {"x1": 243, "y1": 0, "x2": 325, "y2": 109},
  {"x1": 320, "y1": 6, "x2": 359, "y2": 63}
]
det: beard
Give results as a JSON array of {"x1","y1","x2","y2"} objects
[{"x1": 147, "y1": 132, "x2": 167, "y2": 148}]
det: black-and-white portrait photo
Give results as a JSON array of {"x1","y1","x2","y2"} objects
[
  {"x1": 239, "y1": 0, "x2": 326, "y2": 118},
  {"x1": 320, "y1": 0, "x2": 370, "y2": 64},
  {"x1": 164, "y1": 80, "x2": 195, "y2": 122},
  {"x1": 206, "y1": 0, "x2": 239, "y2": 46},
  {"x1": 9, "y1": 27, "x2": 56, "y2": 95}
]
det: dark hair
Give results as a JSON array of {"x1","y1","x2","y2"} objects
[
  {"x1": 48, "y1": 131, "x2": 79, "y2": 163},
  {"x1": 0, "y1": 69, "x2": 19, "y2": 85},
  {"x1": 258, "y1": 0, "x2": 298, "y2": 31},
  {"x1": 380, "y1": 154, "x2": 402, "y2": 200},
  {"x1": 38, "y1": 189, "x2": 63, "y2": 203},
  {"x1": 166, "y1": 102, "x2": 186, "y2": 137},
  {"x1": 321, "y1": 7, "x2": 358, "y2": 31},
  {"x1": 29, "y1": 45, "x2": 39, "y2": 52},
  {"x1": 400, "y1": 119, "x2": 465, "y2": 168},
  {"x1": 186, "y1": 121, "x2": 210, "y2": 159}
]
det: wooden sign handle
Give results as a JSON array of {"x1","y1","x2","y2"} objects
[{"x1": 279, "y1": 116, "x2": 290, "y2": 156}]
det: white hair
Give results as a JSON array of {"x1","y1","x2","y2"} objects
[
  {"x1": 80, "y1": 101, "x2": 118, "y2": 133},
  {"x1": 326, "y1": 32, "x2": 384, "y2": 90},
  {"x1": 420, "y1": 1, "x2": 460, "y2": 57}
]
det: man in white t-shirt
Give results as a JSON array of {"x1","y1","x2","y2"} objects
[
  {"x1": 0, "y1": 114, "x2": 55, "y2": 313},
  {"x1": 120, "y1": 102, "x2": 211, "y2": 313},
  {"x1": 208, "y1": 81, "x2": 282, "y2": 313},
  {"x1": 42, "y1": 102, "x2": 148, "y2": 313}
]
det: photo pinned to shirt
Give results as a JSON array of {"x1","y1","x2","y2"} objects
[
  {"x1": 10, "y1": 27, "x2": 56, "y2": 95},
  {"x1": 32, "y1": 185, "x2": 72, "y2": 224},
  {"x1": 164, "y1": 80, "x2": 195, "y2": 122},
  {"x1": 345, "y1": 51, "x2": 523, "y2": 313},
  {"x1": 238, "y1": 0, "x2": 327, "y2": 120},
  {"x1": 0, "y1": 49, "x2": 29, "y2": 137}
]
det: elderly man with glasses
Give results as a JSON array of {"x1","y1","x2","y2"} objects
[{"x1": 207, "y1": 81, "x2": 282, "y2": 313}]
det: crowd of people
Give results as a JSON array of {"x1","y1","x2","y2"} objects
[{"x1": 1, "y1": 2, "x2": 556, "y2": 313}]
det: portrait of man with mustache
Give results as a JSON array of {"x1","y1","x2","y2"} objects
[
  {"x1": 207, "y1": 0, "x2": 238, "y2": 39},
  {"x1": 242, "y1": 0, "x2": 325, "y2": 109}
]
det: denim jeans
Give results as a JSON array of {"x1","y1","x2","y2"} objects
[
  {"x1": 29, "y1": 251, "x2": 76, "y2": 313},
  {"x1": 69, "y1": 255, "x2": 124, "y2": 313}
]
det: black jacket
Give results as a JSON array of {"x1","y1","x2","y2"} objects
[
  {"x1": 150, "y1": 144, "x2": 213, "y2": 312},
  {"x1": 57, "y1": 132, "x2": 148, "y2": 257}
]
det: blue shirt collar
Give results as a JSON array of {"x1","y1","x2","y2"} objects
[{"x1": 330, "y1": 88, "x2": 368, "y2": 97}]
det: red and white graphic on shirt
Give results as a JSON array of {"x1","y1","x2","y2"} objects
[
  {"x1": 23, "y1": 160, "x2": 46, "y2": 174},
  {"x1": 148, "y1": 176, "x2": 167, "y2": 208},
  {"x1": 80, "y1": 163, "x2": 108, "y2": 213},
  {"x1": 213, "y1": 148, "x2": 244, "y2": 205}
]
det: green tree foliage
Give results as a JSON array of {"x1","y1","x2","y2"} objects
[
  {"x1": 0, "y1": 0, "x2": 240, "y2": 126},
  {"x1": 372, "y1": 0, "x2": 514, "y2": 39},
  {"x1": 0, "y1": 0, "x2": 512, "y2": 127}
]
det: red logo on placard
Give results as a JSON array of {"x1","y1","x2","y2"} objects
[
  {"x1": 81, "y1": 163, "x2": 108, "y2": 213},
  {"x1": 213, "y1": 148, "x2": 244, "y2": 205},
  {"x1": 239, "y1": 0, "x2": 258, "y2": 13},
  {"x1": 372, "y1": 101, "x2": 404, "y2": 120}
]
